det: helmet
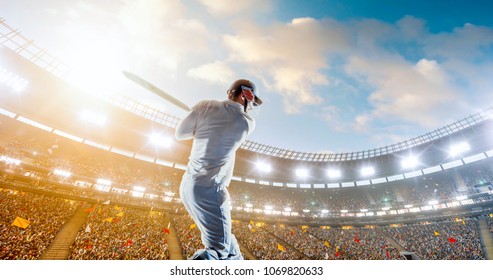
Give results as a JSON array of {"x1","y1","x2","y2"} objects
[{"x1": 227, "y1": 79, "x2": 263, "y2": 106}]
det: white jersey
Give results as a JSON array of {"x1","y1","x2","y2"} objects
[{"x1": 175, "y1": 99, "x2": 255, "y2": 187}]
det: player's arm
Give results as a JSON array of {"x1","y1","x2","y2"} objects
[{"x1": 175, "y1": 104, "x2": 200, "y2": 140}]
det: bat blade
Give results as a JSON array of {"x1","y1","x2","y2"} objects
[{"x1": 123, "y1": 70, "x2": 190, "y2": 112}]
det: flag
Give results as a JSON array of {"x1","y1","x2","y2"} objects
[
  {"x1": 124, "y1": 239, "x2": 133, "y2": 246},
  {"x1": 354, "y1": 233, "x2": 360, "y2": 243},
  {"x1": 277, "y1": 244, "x2": 285, "y2": 252},
  {"x1": 385, "y1": 250, "x2": 390, "y2": 259},
  {"x1": 116, "y1": 212, "x2": 124, "y2": 217},
  {"x1": 190, "y1": 224, "x2": 196, "y2": 229},
  {"x1": 290, "y1": 229, "x2": 294, "y2": 236},
  {"x1": 163, "y1": 228, "x2": 170, "y2": 234},
  {"x1": 11, "y1": 217, "x2": 30, "y2": 229},
  {"x1": 114, "y1": 206, "x2": 122, "y2": 211},
  {"x1": 434, "y1": 231, "x2": 440, "y2": 236},
  {"x1": 324, "y1": 240, "x2": 331, "y2": 247},
  {"x1": 102, "y1": 200, "x2": 110, "y2": 205},
  {"x1": 85, "y1": 225, "x2": 91, "y2": 233},
  {"x1": 448, "y1": 237, "x2": 457, "y2": 243},
  {"x1": 462, "y1": 220, "x2": 465, "y2": 225},
  {"x1": 335, "y1": 246, "x2": 341, "y2": 257},
  {"x1": 84, "y1": 206, "x2": 95, "y2": 213},
  {"x1": 249, "y1": 220, "x2": 254, "y2": 226},
  {"x1": 104, "y1": 217, "x2": 113, "y2": 222}
]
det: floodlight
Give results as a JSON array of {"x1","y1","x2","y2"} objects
[
  {"x1": 456, "y1": 195, "x2": 467, "y2": 201},
  {"x1": 133, "y1": 186, "x2": 146, "y2": 192},
  {"x1": 340, "y1": 210, "x2": 348, "y2": 213},
  {"x1": 264, "y1": 205, "x2": 273, "y2": 210},
  {"x1": 245, "y1": 203, "x2": 253, "y2": 208},
  {"x1": 284, "y1": 207, "x2": 292, "y2": 212},
  {"x1": 54, "y1": 169, "x2": 72, "y2": 178},
  {"x1": 164, "y1": 191, "x2": 175, "y2": 197},
  {"x1": 321, "y1": 209, "x2": 329, "y2": 214},
  {"x1": 303, "y1": 209, "x2": 310, "y2": 213},
  {"x1": 404, "y1": 204, "x2": 413, "y2": 208},
  {"x1": 295, "y1": 168, "x2": 309, "y2": 178},
  {"x1": 0, "y1": 155, "x2": 21, "y2": 165},
  {"x1": 97, "y1": 179, "x2": 112, "y2": 186},
  {"x1": 149, "y1": 133, "x2": 172, "y2": 148},
  {"x1": 449, "y1": 142, "x2": 470, "y2": 156},
  {"x1": 255, "y1": 161, "x2": 272, "y2": 172},
  {"x1": 360, "y1": 209, "x2": 368, "y2": 212},
  {"x1": 428, "y1": 200, "x2": 438, "y2": 205},
  {"x1": 382, "y1": 207, "x2": 390, "y2": 211},
  {"x1": 361, "y1": 166, "x2": 375, "y2": 176},
  {"x1": 0, "y1": 67, "x2": 29, "y2": 92},
  {"x1": 327, "y1": 169, "x2": 341, "y2": 178},
  {"x1": 401, "y1": 156, "x2": 419, "y2": 169},
  {"x1": 79, "y1": 110, "x2": 107, "y2": 126}
]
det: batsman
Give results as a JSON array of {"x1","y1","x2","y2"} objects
[{"x1": 175, "y1": 79, "x2": 263, "y2": 260}]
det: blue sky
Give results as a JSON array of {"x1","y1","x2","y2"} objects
[{"x1": 2, "y1": 0, "x2": 493, "y2": 153}]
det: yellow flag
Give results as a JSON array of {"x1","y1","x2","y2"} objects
[
  {"x1": 116, "y1": 212, "x2": 124, "y2": 217},
  {"x1": 104, "y1": 217, "x2": 113, "y2": 222},
  {"x1": 462, "y1": 220, "x2": 465, "y2": 225},
  {"x1": 277, "y1": 244, "x2": 285, "y2": 252},
  {"x1": 114, "y1": 206, "x2": 122, "y2": 211},
  {"x1": 324, "y1": 240, "x2": 331, "y2": 247},
  {"x1": 434, "y1": 231, "x2": 440, "y2": 236},
  {"x1": 12, "y1": 217, "x2": 30, "y2": 229},
  {"x1": 190, "y1": 224, "x2": 197, "y2": 229},
  {"x1": 301, "y1": 225, "x2": 309, "y2": 229},
  {"x1": 249, "y1": 220, "x2": 254, "y2": 225}
]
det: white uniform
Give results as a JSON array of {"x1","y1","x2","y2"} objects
[{"x1": 175, "y1": 99, "x2": 255, "y2": 260}]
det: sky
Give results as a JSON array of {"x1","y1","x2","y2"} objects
[{"x1": 2, "y1": 0, "x2": 493, "y2": 154}]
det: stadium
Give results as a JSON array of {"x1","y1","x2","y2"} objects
[{"x1": 1, "y1": 14, "x2": 493, "y2": 264}]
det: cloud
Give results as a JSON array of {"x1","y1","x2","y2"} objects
[
  {"x1": 195, "y1": 0, "x2": 270, "y2": 16},
  {"x1": 223, "y1": 17, "x2": 348, "y2": 113},
  {"x1": 187, "y1": 61, "x2": 235, "y2": 84},
  {"x1": 347, "y1": 56, "x2": 468, "y2": 129}
]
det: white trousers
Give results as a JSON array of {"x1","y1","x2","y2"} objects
[{"x1": 179, "y1": 178, "x2": 243, "y2": 260}]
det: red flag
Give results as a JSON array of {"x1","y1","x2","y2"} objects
[
  {"x1": 123, "y1": 239, "x2": 133, "y2": 246},
  {"x1": 354, "y1": 237, "x2": 360, "y2": 243},
  {"x1": 290, "y1": 229, "x2": 294, "y2": 236},
  {"x1": 335, "y1": 251, "x2": 341, "y2": 257},
  {"x1": 84, "y1": 206, "x2": 95, "y2": 213},
  {"x1": 385, "y1": 250, "x2": 390, "y2": 259},
  {"x1": 448, "y1": 237, "x2": 457, "y2": 243},
  {"x1": 163, "y1": 228, "x2": 170, "y2": 234}
]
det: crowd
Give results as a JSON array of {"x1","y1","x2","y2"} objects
[
  {"x1": 2, "y1": 119, "x2": 493, "y2": 260},
  {"x1": 68, "y1": 204, "x2": 170, "y2": 260},
  {"x1": 380, "y1": 219, "x2": 486, "y2": 260},
  {"x1": 2, "y1": 125, "x2": 493, "y2": 217},
  {"x1": 234, "y1": 221, "x2": 307, "y2": 260},
  {"x1": 0, "y1": 188, "x2": 78, "y2": 259},
  {"x1": 171, "y1": 214, "x2": 208, "y2": 259}
]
